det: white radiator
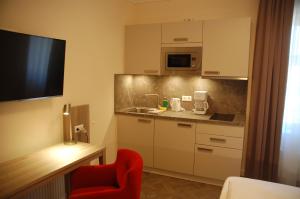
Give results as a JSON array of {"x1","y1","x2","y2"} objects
[{"x1": 22, "y1": 176, "x2": 66, "y2": 199}]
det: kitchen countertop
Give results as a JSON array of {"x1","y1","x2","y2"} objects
[{"x1": 115, "y1": 108, "x2": 245, "y2": 127}]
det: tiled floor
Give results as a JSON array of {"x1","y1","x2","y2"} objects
[{"x1": 141, "y1": 172, "x2": 222, "y2": 199}]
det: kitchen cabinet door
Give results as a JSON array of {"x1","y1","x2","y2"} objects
[
  {"x1": 202, "y1": 18, "x2": 251, "y2": 78},
  {"x1": 117, "y1": 115, "x2": 154, "y2": 167},
  {"x1": 154, "y1": 119, "x2": 195, "y2": 175},
  {"x1": 125, "y1": 24, "x2": 161, "y2": 75},
  {"x1": 162, "y1": 21, "x2": 203, "y2": 44},
  {"x1": 194, "y1": 144, "x2": 242, "y2": 180}
]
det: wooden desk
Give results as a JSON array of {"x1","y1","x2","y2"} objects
[{"x1": 0, "y1": 142, "x2": 105, "y2": 199}]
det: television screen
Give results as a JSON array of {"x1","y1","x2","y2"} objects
[{"x1": 0, "y1": 29, "x2": 66, "y2": 102}]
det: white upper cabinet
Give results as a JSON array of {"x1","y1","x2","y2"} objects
[
  {"x1": 162, "y1": 21, "x2": 203, "y2": 44},
  {"x1": 125, "y1": 24, "x2": 161, "y2": 75},
  {"x1": 202, "y1": 18, "x2": 251, "y2": 78}
]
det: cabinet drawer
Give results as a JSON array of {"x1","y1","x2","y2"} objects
[
  {"x1": 194, "y1": 144, "x2": 242, "y2": 180},
  {"x1": 162, "y1": 21, "x2": 203, "y2": 43},
  {"x1": 196, "y1": 123, "x2": 244, "y2": 138},
  {"x1": 196, "y1": 133, "x2": 243, "y2": 149}
]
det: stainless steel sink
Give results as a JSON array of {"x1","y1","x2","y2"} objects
[{"x1": 126, "y1": 107, "x2": 159, "y2": 114}]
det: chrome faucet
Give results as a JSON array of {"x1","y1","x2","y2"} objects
[{"x1": 144, "y1": 93, "x2": 159, "y2": 109}]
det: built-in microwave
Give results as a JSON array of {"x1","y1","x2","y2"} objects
[{"x1": 161, "y1": 46, "x2": 202, "y2": 74}]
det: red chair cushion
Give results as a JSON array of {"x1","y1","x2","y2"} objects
[{"x1": 70, "y1": 149, "x2": 143, "y2": 199}]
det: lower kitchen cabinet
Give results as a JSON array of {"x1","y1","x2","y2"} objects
[
  {"x1": 117, "y1": 115, "x2": 154, "y2": 167},
  {"x1": 194, "y1": 123, "x2": 244, "y2": 180},
  {"x1": 154, "y1": 119, "x2": 195, "y2": 175},
  {"x1": 194, "y1": 144, "x2": 242, "y2": 180},
  {"x1": 117, "y1": 114, "x2": 245, "y2": 181}
]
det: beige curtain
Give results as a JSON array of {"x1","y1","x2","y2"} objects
[
  {"x1": 245, "y1": 0, "x2": 295, "y2": 181},
  {"x1": 279, "y1": 0, "x2": 300, "y2": 186}
]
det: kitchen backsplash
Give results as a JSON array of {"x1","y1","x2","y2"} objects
[{"x1": 115, "y1": 74, "x2": 248, "y2": 114}]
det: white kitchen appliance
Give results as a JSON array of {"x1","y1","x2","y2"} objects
[
  {"x1": 161, "y1": 46, "x2": 202, "y2": 73},
  {"x1": 193, "y1": 91, "x2": 209, "y2": 115},
  {"x1": 170, "y1": 98, "x2": 184, "y2": 112}
]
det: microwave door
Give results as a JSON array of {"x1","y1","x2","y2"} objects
[{"x1": 167, "y1": 53, "x2": 192, "y2": 69}]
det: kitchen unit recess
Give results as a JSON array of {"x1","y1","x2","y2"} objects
[
  {"x1": 117, "y1": 114, "x2": 245, "y2": 182},
  {"x1": 202, "y1": 18, "x2": 251, "y2": 78},
  {"x1": 117, "y1": 115, "x2": 154, "y2": 167},
  {"x1": 162, "y1": 21, "x2": 203, "y2": 44},
  {"x1": 125, "y1": 24, "x2": 161, "y2": 75}
]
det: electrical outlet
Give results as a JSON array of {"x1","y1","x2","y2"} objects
[
  {"x1": 182, "y1": 96, "x2": 192, "y2": 102},
  {"x1": 74, "y1": 124, "x2": 84, "y2": 133}
]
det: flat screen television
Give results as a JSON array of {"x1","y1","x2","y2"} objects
[{"x1": 0, "y1": 29, "x2": 66, "y2": 102}]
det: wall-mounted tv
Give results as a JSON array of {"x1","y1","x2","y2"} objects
[{"x1": 0, "y1": 29, "x2": 66, "y2": 102}]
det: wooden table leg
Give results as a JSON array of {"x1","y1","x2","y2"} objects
[
  {"x1": 65, "y1": 173, "x2": 71, "y2": 198},
  {"x1": 99, "y1": 148, "x2": 106, "y2": 165}
]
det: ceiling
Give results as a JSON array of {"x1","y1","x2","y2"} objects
[{"x1": 128, "y1": 0, "x2": 168, "y2": 4}]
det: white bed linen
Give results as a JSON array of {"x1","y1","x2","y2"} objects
[{"x1": 220, "y1": 177, "x2": 300, "y2": 199}]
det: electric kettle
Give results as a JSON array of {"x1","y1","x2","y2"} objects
[{"x1": 170, "y1": 98, "x2": 184, "y2": 112}]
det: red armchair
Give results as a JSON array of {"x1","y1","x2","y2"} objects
[{"x1": 70, "y1": 149, "x2": 143, "y2": 199}]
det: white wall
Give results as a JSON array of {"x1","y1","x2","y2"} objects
[{"x1": 0, "y1": 0, "x2": 134, "y2": 163}]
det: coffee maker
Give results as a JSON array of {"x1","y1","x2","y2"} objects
[{"x1": 192, "y1": 91, "x2": 209, "y2": 115}]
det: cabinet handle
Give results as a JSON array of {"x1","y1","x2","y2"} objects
[
  {"x1": 144, "y1": 69, "x2": 158, "y2": 74},
  {"x1": 137, "y1": 118, "x2": 152, "y2": 123},
  {"x1": 210, "y1": 137, "x2": 226, "y2": 143},
  {"x1": 177, "y1": 123, "x2": 192, "y2": 128},
  {"x1": 197, "y1": 147, "x2": 213, "y2": 153},
  {"x1": 204, "y1": 71, "x2": 220, "y2": 75},
  {"x1": 173, "y1": 37, "x2": 189, "y2": 42}
]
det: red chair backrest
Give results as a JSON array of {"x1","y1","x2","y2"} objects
[{"x1": 115, "y1": 149, "x2": 143, "y2": 199}]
